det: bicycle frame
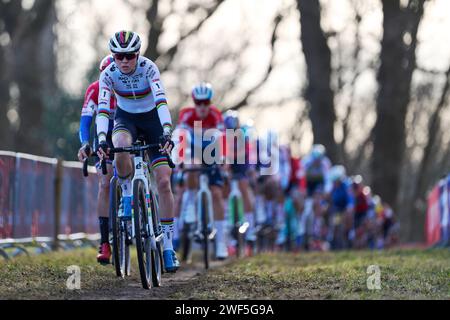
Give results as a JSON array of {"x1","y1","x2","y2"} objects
[
  {"x1": 228, "y1": 178, "x2": 247, "y2": 232},
  {"x1": 110, "y1": 144, "x2": 165, "y2": 249},
  {"x1": 196, "y1": 173, "x2": 215, "y2": 233},
  {"x1": 129, "y1": 153, "x2": 163, "y2": 251}
]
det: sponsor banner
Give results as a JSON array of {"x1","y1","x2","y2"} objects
[
  {"x1": 426, "y1": 185, "x2": 441, "y2": 246},
  {"x1": 31, "y1": 161, "x2": 56, "y2": 237},
  {"x1": 0, "y1": 154, "x2": 15, "y2": 239},
  {"x1": 33, "y1": 161, "x2": 56, "y2": 237},
  {"x1": 60, "y1": 165, "x2": 86, "y2": 235},
  {"x1": 12, "y1": 156, "x2": 36, "y2": 238},
  {"x1": 60, "y1": 162, "x2": 98, "y2": 235},
  {"x1": 10, "y1": 155, "x2": 57, "y2": 238},
  {"x1": 0, "y1": 151, "x2": 100, "y2": 241}
]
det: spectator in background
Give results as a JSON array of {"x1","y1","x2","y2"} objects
[
  {"x1": 350, "y1": 175, "x2": 370, "y2": 249},
  {"x1": 381, "y1": 202, "x2": 400, "y2": 248},
  {"x1": 310, "y1": 187, "x2": 329, "y2": 251},
  {"x1": 326, "y1": 165, "x2": 354, "y2": 250},
  {"x1": 301, "y1": 144, "x2": 332, "y2": 197}
]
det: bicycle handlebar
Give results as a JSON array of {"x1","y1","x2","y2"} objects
[
  {"x1": 83, "y1": 141, "x2": 175, "y2": 177},
  {"x1": 81, "y1": 145, "x2": 107, "y2": 177},
  {"x1": 82, "y1": 156, "x2": 107, "y2": 177},
  {"x1": 178, "y1": 165, "x2": 219, "y2": 178},
  {"x1": 109, "y1": 143, "x2": 176, "y2": 170},
  {"x1": 82, "y1": 158, "x2": 89, "y2": 177}
]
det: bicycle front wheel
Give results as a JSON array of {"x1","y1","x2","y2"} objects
[
  {"x1": 201, "y1": 192, "x2": 210, "y2": 270},
  {"x1": 110, "y1": 177, "x2": 129, "y2": 277},
  {"x1": 232, "y1": 196, "x2": 245, "y2": 258},
  {"x1": 148, "y1": 189, "x2": 162, "y2": 287},
  {"x1": 181, "y1": 222, "x2": 193, "y2": 263},
  {"x1": 133, "y1": 180, "x2": 153, "y2": 289}
]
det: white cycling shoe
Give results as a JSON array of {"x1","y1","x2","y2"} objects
[{"x1": 216, "y1": 240, "x2": 228, "y2": 260}]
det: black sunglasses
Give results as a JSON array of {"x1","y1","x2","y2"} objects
[
  {"x1": 114, "y1": 53, "x2": 138, "y2": 61},
  {"x1": 194, "y1": 99, "x2": 211, "y2": 106}
]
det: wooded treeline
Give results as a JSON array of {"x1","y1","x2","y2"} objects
[{"x1": 0, "y1": 0, "x2": 448, "y2": 242}]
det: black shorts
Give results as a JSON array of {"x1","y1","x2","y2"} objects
[
  {"x1": 230, "y1": 163, "x2": 249, "y2": 180},
  {"x1": 354, "y1": 211, "x2": 367, "y2": 229},
  {"x1": 113, "y1": 107, "x2": 168, "y2": 168},
  {"x1": 206, "y1": 165, "x2": 224, "y2": 187},
  {"x1": 306, "y1": 179, "x2": 324, "y2": 197}
]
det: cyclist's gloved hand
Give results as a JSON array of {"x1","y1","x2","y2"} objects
[
  {"x1": 96, "y1": 140, "x2": 109, "y2": 160},
  {"x1": 78, "y1": 143, "x2": 91, "y2": 162},
  {"x1": 159, "y1": 133, "x2": 174, "y2": 155}
]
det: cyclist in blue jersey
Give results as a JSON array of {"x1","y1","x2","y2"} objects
[
  {"x1": 302, "y1": 144, "x2": 332, "y2": 197},
  {"x1": 223, "y1": 111, "x2": 256, "y2": 248},
  {"x1": 326, "y1": 165, "x2": 354, "y2": 250},
  {"x1": 77, "y1": 55, "x2": 115, "y2": 264}
]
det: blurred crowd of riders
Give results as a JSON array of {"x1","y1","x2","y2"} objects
[{"x1": 171, "y1": 114, "x2": 400, "y2": 256}]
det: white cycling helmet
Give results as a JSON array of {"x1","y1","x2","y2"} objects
[
  {"x1": 192, "y1": 82, "x2": 214, "y2": 101},
  {"x1": 330, "y1": 165, "x2": 346, "y2": 182},
  {"x1": 223, "y1": 110, "x2": 240, "y2": 129},
  {"x1": 109, "y1": 30, "x2": 141, "y2": 53},
  {"x1": 311, "y1": 144, "x2": 326, "y2": 160}
]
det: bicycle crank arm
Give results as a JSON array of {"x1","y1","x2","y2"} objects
[
  {"x1": 208, "y1": 228, "x2": 217, "y2": 240},
  {"x1": 155, "y1": 233, "x2": 164, "y2": 243},
  {"x1": 239, "y1": 222, "x2": 250, "y2": 234}
]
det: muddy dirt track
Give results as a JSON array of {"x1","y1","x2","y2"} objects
[{"x1": 81, "y1": 258, "x2": 230, "y2": 300}]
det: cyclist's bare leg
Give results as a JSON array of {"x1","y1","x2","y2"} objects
[
  {"x1": 184, "y1": 170, "x2": 198, "y2": 216},
  {"x1": 238, "y1": 178, "x2": 256, "y2": 241},
  {"x1": 153, "y1": 165, "x2": 176, "y2": 251},
  {"x1": 112, "y1": 132, "x2": 133, "y2": 180},
  {"x1": 171, "y1": 180, "x2": 185, "y2": 249},
  {"x1": 239, "y1": 179, "x2": 254, "y2": 214},
  {"x1": 153, "y1": 165, "x2": 174, "y2": 220},
  {"x1": 174, "y1": 183, "x2": 184, "y2": 219},
  {"x1": 96, "y1": 164, "x2": 113, "y2": 262},
  {"x1": 96, "y1": 164, "x2": 113, "y2": 219},
  {"x1": 186, "y1": 170, "x2": 199, "y2": 189},
  {"x1": 211, "y1": 186, "x2": 224, "y2": 220},
  {"x1": 211, "y1": 185, "x2": 228, "y2": 258}
]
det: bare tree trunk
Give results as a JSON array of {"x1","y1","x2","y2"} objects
[
  {"x1": 297, "y1": 0, "x2": 339, "y2": 164},
  {"x1": 0, "y1": 1, "x2": 22, "y2": 150},
  {"x1": 0, "y1": 46, "x2": 12, "y2": 150},
  {"x1": 371, "y1": 0, "x2": 426, "y2": 241},
  {"x1": 11, "y1": 0, "x2": 57, "y2": 156},
  {"x1": 144, "y1": 0, "x2": 162, "y2": 60}
]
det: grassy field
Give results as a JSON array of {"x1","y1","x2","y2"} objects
[
  {"x1": 0, "y1": 247, "x2": 448, "y2": 300},
  {"x1": 172, "y1": 249, "x2": 450, "y2": 300}
]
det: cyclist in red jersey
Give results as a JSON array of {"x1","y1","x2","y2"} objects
[
  {"x1": 176, "y1": 82, "x2": 228, "y2": 260},
  {"x1": 289, "y1": 156, "x2": 307, "y2": 195},
  {"x1": 77, "y1": 55, "x2": 116, "y2": 264}
]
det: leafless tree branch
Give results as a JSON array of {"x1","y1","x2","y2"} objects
[
  {"x1": 157, "y1": 0, "x2": 226, "y2": 72},
  {"x1": 225, "y1": 12, "x2": 284, "y2": 111}
]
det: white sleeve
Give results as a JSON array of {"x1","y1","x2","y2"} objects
[
  {"x1": 96, "y1": 71, "x2": 113, "y2": 143},
  {"x1": 147, "y1": 62, "x2": 172, "y2": 133}
]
